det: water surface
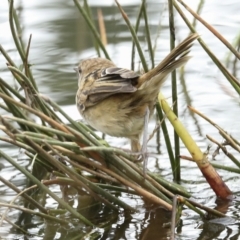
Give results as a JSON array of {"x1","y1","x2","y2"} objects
[{"x1": 0, "y1": 0, "x2": 240, "y2": 239}]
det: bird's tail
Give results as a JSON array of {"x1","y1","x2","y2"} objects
[{"x1": 137, "y1": 33, "x2": 199, "y2": 91}]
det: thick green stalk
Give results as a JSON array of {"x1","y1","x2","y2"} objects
[{"x1": 168, "y1": 0, "x2": 180, "y2": 181}]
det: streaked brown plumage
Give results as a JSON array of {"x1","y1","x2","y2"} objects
[{"x1": 75, "y1": 34, "x2": 198, "y2": 173}]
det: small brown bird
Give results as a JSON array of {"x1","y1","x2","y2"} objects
[{"x1": 75, "y1": 34, "x2": 198, "y2": 174}]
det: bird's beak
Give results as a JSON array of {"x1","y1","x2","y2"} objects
[{"x1": 73, "y1": 67, "x2": 78, "y2": 73}]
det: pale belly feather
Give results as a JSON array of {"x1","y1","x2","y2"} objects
[{"x1": 79, "y1": 100, "x2": 144, "y2": 139}]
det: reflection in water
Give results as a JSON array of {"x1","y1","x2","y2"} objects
[{"x1": 0, "y1": 0, "x2": 240, "y2": 239}]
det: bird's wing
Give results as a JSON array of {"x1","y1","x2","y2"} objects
[{"x1": 85, "y1": 67, "x2": 139, "y2": 105}]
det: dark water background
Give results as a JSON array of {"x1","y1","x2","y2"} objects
[{"x1": 0, "y1": 0, "x2": 240, "y2": 239}]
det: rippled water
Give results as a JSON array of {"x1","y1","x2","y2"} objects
[{"x1": 0, "y1": 0, "x2": 240, "y2": 239}]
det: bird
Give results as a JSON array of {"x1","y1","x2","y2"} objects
[{"x1": 75, "y1": 33, "x2": 198, "y2": 175}]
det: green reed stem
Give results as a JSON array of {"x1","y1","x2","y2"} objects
[
  {"x1": 0, "y1": 103, "x2": 9, "y2": 112},
  {"x1": 178, "y1": 0, "x2": 240, "y2": 60},
  {"x1": 0, "y1": 77, "x2": 25, "y2": 102},
  {"x1": 109, "y1": 155, "x2": 172, "y2": 204},
  {"x1": 150, "y1": 172, "x2": 191, "y2": 198},
  {"x1": 0, "y1": 136, "x2": 33, "y2": 153},
  {"x1": 225, "y1": 32, "x2": 240, "y2": 67},
  {"x1": 9, "y1": 0, "x2": 25, "y2": 63},
  {"x1": 168, "y1": 0, "x2": 180, "y2": 181},
  {"x1": 0, "y1": 45, "x2": 16, "y2": 67},
  {"x1": 0, "y1": 148, "x2": 94, "y2": 226},
  {"x1": 173, "y1": 0, "x2": 240, "y2": 94},
  {"x1": 0, "y1": 176, "x2": 47, "y2": 213},
  {"x1": 131, "y1": 0, "x2": 145, "y2": 70},
  {"x1": 142, "y1": 2, "x2": 154, "y2": 69},
  {"x1": 183, "y1": 200, "x2": 205, "y2": 217},
  {"x1": 211, "y1": 163, "x2": 240, "y2": 174},
  {"x1": 74, "y1": 174, "x2": 133, "y2": 211},
  {"x1": 80, "y1": 146, "x2": 135, "y2": 161},
  {"x1": 206, "y1": 135, "x2": 240, "y2": 169},
  {"x1": 97, "y1": 184, "x2": 136, "y2": 194},
  {"x1": 192, "y1": 0, "x2": 205, "y2": 28},
  {"x1": 40, "y1": 141, "x2": 133, "y2": 211},
  {"x1": 38, "y1": 93, "x2": 103, "y2": 142},
  {"x1": 73, "y1": 0, "x2": 110, "y2": 59},
  {"x1": 115, "y1": 0, "x2": 148, "y2": 72},
  {"x1": 0, "y1": 89, "x2": 30, "y2": 131},
  {"x1": 0, "y1": 202, "x2": 68, "y2": 224},
  {"x1": 64, "y1": 148, "x2": 172, "y2": 208},
  {"x1": 7, "y1": 66, "x2": 59, "y2": 121},
  {"x1": 15, "y1": 134, "x2": 81, "y2": 152},
  {"x1": 156, "y1": 103, "x2": 176, "y2": 175},
  {"x1": 0, "y1": 215, "x2": 30, "y2": 235},
  {"x1": 0, "y1": 92, "x2": 77, "y2": 142},
  {"x1": 8, "y1": 66, "x2": 35, "y2": 89},
  {"x1": 12, "y1": 3, "x2": 37, "y2": 89},
  {"x1": 83, "y1": 0, "x2": 101, "y2": 57},
  {"x1": 186, "y1": 198, "x2": 227, "y2": 218},
  {"x1": 5, "y1": 116, "x2": 78, "y2": 141}
]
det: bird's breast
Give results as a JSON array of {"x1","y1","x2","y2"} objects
[{"x1": 78, "y1": 97, "x2": 145, "y2": 139}]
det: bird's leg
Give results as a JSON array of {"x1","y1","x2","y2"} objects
[
  {"x1": 130, "y1": 107, "x2": 149, "y2": 177},
  {"x1": 141, "y1": 107, "x2": 150, "y2": 176}
]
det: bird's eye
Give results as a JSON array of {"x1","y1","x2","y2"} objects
[{"x1": 74, "y1": 67, "x2": 82, "y2": 77}]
